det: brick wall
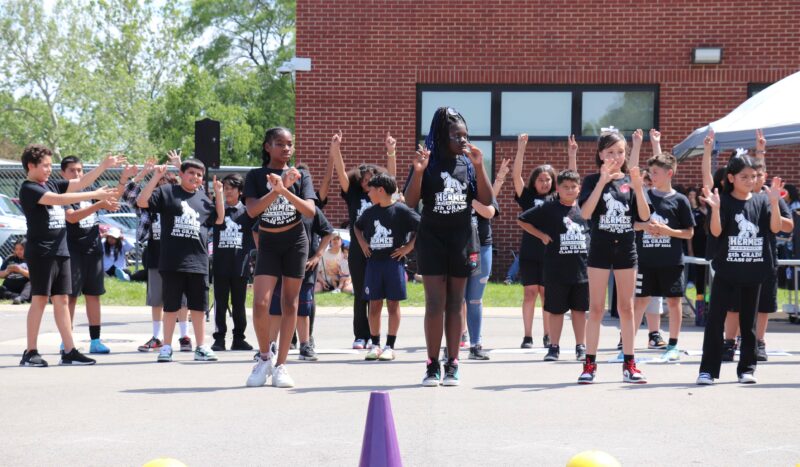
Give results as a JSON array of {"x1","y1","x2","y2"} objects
[{"x1": 296, "y1": 0, "x2": 800, "y2": 278}]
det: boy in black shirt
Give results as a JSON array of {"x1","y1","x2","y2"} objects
[
  {"x1": 518, "y1": 170, "x2": 588, "y2": 362},
  {"x1": 18, "y1": 144, "x2": 121, "y2": 367},
  {"x1": 355, "y1": 173, "x2": 420, "y2": 361},
  {"x1": 137, "y1": 159, "x2": 224, "y2": 363},
  {"x1": 632, "y1": 153, "x2": 694, "y2": 362},
  {"x1": 211, "y1": 173, "x2": 255, "y2": 352},
  {"x1": 0, "y1": 240, "x2": 30, "y2": 303}
]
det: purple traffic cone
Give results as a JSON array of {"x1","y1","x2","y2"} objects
[{"x1": 359, "y1": 391, "x2": 402, "y2": 467}]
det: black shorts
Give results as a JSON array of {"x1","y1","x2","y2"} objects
[
  {"x1": 69, "y1": 253, "x2": 105, "y2": 297},
  {"x1": 255, "y1": 223, "x2": 309, "y2": 279},
  {"x1": 161, "y1": 271, "x2": 208, "y2": 312},
  {"x1": 757, "y1": 271, "x2": 778, "y2": 313},
  {"x1": 587, "y1": 238, "x2": 637, "y2": 270},
  {"x1": 519, "y1": 259, "x2": 544, "y2": 287},
  {"x1": 636, "y1": 265, "x2": 685, "y2": 298},
  {"x1": 28, "y1": 256, "x2": 71, "y2": 297},
  {"x1": 544, "y1": 281, "x2": 589, "y2": 314},
  {"x1": 270, "y1": 281, "x2": 314, "y2": 317},
  {"x1": 415, "y1": 225, "x2": 477, "y2": 278}
]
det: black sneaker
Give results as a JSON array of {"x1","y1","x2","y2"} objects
[
  {"x1": 20, "y1": 349, "x2": 48, "y2": 367},
  {"x1": 468, "y1": 344, "x2": 490, "y2": 361},
  {"x1": 544, "y1": 345, "x2": 560, "y2": 361},
  {"x1": 543, "y1": 334, "x2": 551, "y2": 349},
  {"x1": 648, "y1": 332, "x2": 667, "y2": 349},
  {"x1": 616, "y1": 333, "x2": 623, "y2": 350},
  {"x1": 575, "y1": 344, "x2": 587, "y2": 361},
  {"x1": 299, "y1": 343, "x2": 318, "y2": 361},
  {"x1": 59, "y1": 348, "x2": 96, "y2": 366},
  {"x1": 520, "y1": 336, "x2": 533, "y2": 349},
  {"x1": 211, "y1": 339, "x2": 226, "y2": 352},
  {"x1": 442, "y1": 359, "x2": 460, "y2": 386},
  {"x1": 231, "y1": 339, "x2": 253, "y2": 351},
  {"x1": 756, "y1": 339, "x2": 768, "y2": 362},
  {"x1": 422, "y1": 359, "x2": 441, "y2": 387},
  {"x1": 722, "y1": 339, "x2": 736, "y2": 362}
]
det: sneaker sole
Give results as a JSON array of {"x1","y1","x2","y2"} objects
[
  {"x1": 378, "y1": 356, "x2": 395, "y2": 361},
  {"x1": 442, "y1": 379, "x2": 460, "y2": 387},
  {"x1": 422, "y1": 379, "x2": 440, "y2": 387},
  {"x1": 246, "y1": 378, "x2": 268, "y2": 387},
  {"x1": 89, "y1": 350, "x2": 111, "y2": 354},
  {"x1": 365, "y1": 355, "x2": 380, "y2": 361},
  {"x1": 577, "y1": 379, "x2": 595, "y2": 385},
  {"x1": 544, "y1": 356, "x2": 559, "y2": 362},
  {"x1": 194, "y1": 357, "x2": 219, "y2": 361},
  {"x1": 20, "y1": 362, "x2": 48, "y2": 367},
  {"x1": 59, "y1": 360, "x2": 96, "y2": 366},
  {"x1": 138, "y1": 347, "x2": 159, "y2": 352},
  {"x1": 272, "y1": 381, "x2": 295, "y2": 388},
  {"x1": 468, "y1": 355, "x2": 489, "y2": 360},
  {"x1": 623, "y1": 377, "x2": 647, "y2": 384},
  {"x1": 299, "y1": 355, "x2": 319, "y2": 361},
  {"x1": 157, "y1": 358, "x2": 172, "y2": 363},
  {"x1": 648, "y1": 344, "x2": 667, "y2": 349},
  {"x1": 696, "y1": 380, "x2": 714, "y2": 386}
]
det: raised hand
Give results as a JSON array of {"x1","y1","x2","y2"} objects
[
  {"x1": 632, "y1": 128, "x2": 644, "y2": 146},
  {"x1": 93, "y1": 185, "x2": 118, "y2": 200},
  {"x1": 385, "y1": 131, "x2": 396, "y2": 155},
  {"x1": 629, "y1": 166, "x2": 644, "y2": 191},
  {"x1": 496, "y1": 158, "x2": 510, "y2": 180},
  {"x1": 99, "y1": 198, "x2": 120, "y2": 212},
  {"x1": 212, "y1": 175, "x2": 223, "y2": 197},
  {"x1": 167, "y1": 150, "x2": 181, "y2": 168},
  {"x1": 283, "y1": 167, "x2": 301, "y2": 187},
  {"x1": 120, "y1": 164, "x2": 138, "y2": 180},
  {"x1": 764, "y1": 176, "x2": 784, "y2": 203},
  {"x1": 331, "y1": 130, "x2": 342, "y2": 147},
  {"x1": 517, "y1": 133, "x2": 528, "y2": 153},
  {"x1": 465, "y1": 143, "x2": 484, "y2": 167},
  {"x1": 568, "y1": 134, "x2": 578, "y2": 157},
  {"x1": 700, "y1": 186, "x2": 720, "y2": 209},
  {"x1": 268, "y1": 173, "x2": 286, "y2": 194},
  {"x1": 599, "y1": 157, "x2": 625, "y2": 184},
  {"x1": 704, "y1": 130, "x2": 715, "y2": 151},
  {"x1": 756, "y1": 129, "x2": 767, "y2": 153},
  {"x1": 413, "y1": 144, "x2": 430, "y2": 173},
  {"x1": 142, "y1": 157, "x2": 156, "y2": 173},
  {"x1": 102, "y1": 153, "x2": 127, "y2": 168},
  {"x1": 153, "y1": 164, "x2": 168, "y2": 178},
  {"x1": 649, "y1": 128, "x2": 661, "y2": 144}
]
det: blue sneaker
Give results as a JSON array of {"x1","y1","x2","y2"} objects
[
  {"x1": 89, "y1": 339, "x2": 110, "y2": 354},
  {"x1": 661, "y1": 345, "x2": 680, "y2": 362},
  {"x1": 442, "y1": 359, "x2": 460, "y2": 386},
  {"x1": 422, "y1": 359, "x2": 441, "y2": 387}
]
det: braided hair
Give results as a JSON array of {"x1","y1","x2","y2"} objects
[
  {"x1": 424, "y1": 107, "x2": 477, "y2": 194},
  {"x1": 261, "y1": 127, "x2": 292, "y2": 166}
]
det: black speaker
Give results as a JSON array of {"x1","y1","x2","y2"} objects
[{"x1": 195, "y1": 118, "x2": 220, "y2": 169}]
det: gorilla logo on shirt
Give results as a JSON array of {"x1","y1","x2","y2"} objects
[
  {"x1": 735, "y1": 213, "x2": 759, "y2": 239},
  {"x1": 441, "y1": 172, "x2": 467, "y2": 193},
  {"x1": 603, "y1": 193, "x2": 629, "y2": 218},
  {"x1": 357, "y1": 199, "x2": 372, "y2": 217},
  {"x1": 370, "y1": 220, "x2": 393, "y2": 249}
]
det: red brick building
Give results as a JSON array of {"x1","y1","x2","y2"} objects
[{"x1": 295, "y1": 0, "x2": 800, "y2": 277}]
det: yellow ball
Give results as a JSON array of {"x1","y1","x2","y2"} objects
[
  {"x1": 143, "y1": 458, "x2": 187, "y2": 467},
  {"x1": 567, "y1": 450, "x2": 622, "y2": 467}
]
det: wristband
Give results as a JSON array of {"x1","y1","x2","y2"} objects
[{"x1": 387, "y1": 152, "x2": 396, "y2": 157}]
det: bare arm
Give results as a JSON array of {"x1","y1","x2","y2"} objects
[
  {"x1": 516, "y1": 219, "x2": 551, "y2": 245},
  {"x1": 702, "y1": 131, "x2": 715, "y2": 189},
  {"x1": 67, "y1": 154, "x2": 125, "y2": 193},
  {"x1": 467, "y1": 144, "x2": 493, "y2": 206},
  {"x1": 318, "y1": 152, "x2": 334, "y2": 202},
  {"x1": 404, "y1": 145, "x2": 429, "y2": 209},
  {"x1": 628, "y1": 129, "x2": 643, "y2": 170},
  {"x1": 353, "y1": 225, "x2": 371, "y2": 258},
  {"x1": 472, "y1": 199, "x2": 496, "y2": 219},
  {"x1": 630, "y1": 167, "x2": 651, "y2": 223},
  {"x1": 492, "y1": 158, "x2": 509, "y2": 197},
  {"x1": 567, "y1": 134, "x2": 578, "y2": 171},
  {"x1": 39, "y1": 187, "x2": 115, "y2": 207},
  {"x1": 512, "y1": 134, "x2": 527, "y2": 197},
  {"x1": 136, "y1": 165, "x2": 166, "y2": 209},
  {"x1": 385, "y1": 132, "x2": 397, "y2": 177},
  {"x1": 66, "y1": 199, "x2": 117, "y2": 224},
  {"x1": 212, "y1": 176, "x2": 224, "y2": 225},
  {"x1": 649, "y1": 129, "x2": 662, "y2": 157},
  {"x1": 329, "y1": 131, "x2": 349, "y2": 193}
]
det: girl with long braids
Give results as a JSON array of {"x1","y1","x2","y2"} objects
[
  {"x1": 244, "y1": 127, "x2": 316, "y2": 389},
  {"x1": 405, "y1": 107, "x2": 494, "y2": 386}
]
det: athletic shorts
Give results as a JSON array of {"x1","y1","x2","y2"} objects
[
  {"x1": 757, "y1": 271, "x2": 778, "y2": 313},
  {"x1": 587, "y1": 238, "x2": 637, "y2": 270},
  {"x1": 161, "y1": 271, "x2": 208, "y2": 312},
  {"x1": 415, "y1": 225, "x2": 477, "y2": 278},
  {"x1": 519, "y1": 259, "x2": 544, "y2": 287},
  {"x1": 69, "y1": 253, "x2": 105, "y2": 297},
  {"x1": 255, "y1": 223, "x2": 309, "y2": 279},
  {"x1": 28, "y1": 256, "x2": 71, "y2": 297},
  {"x1": 636, "y1": 265, "x2": 685, "y2": 298},
  {"x1": 146, "y1": 268, "x2": 187, "y2": 308},
  {"x1": 270, "y1": 280, "x2": 314, "y2": 317},
  {"x1": 364, "y1": 258, "x2": 407, "y2": 301},
  {"x1": 544, "y1": 281, "x2": 589, "y2": 315}
]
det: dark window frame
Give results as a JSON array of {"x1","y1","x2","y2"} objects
[{"x1": 747, "y1": 82, "x2": 772, "y2": 98}]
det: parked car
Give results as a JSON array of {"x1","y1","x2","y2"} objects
[{"x1": 0, "y1": 194, "x2": 27, "y2": 260}]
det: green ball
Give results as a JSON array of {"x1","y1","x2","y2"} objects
[{"x1": 567, "y1": 450, "x2": 622, "y2": 467}]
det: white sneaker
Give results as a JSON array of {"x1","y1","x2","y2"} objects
[
  {"x1": 378, "y1": 346, "x2": 395, "y2": 361},
  {"x1": 246, "y1": 355, "x2": 273, "y2": 387},
  {"x1": 738, "y1": 373, "x2": 757, "y2": 384},
  {"x1": 157, "y1": 344, "x2": 173, "y2": 363},
  {"x1": 272, "y1": 364, "x2": 295, "y2": 388},
  {"x1": 352, "y1": 339, "x2": 366, "y2": 350},
  {"x1": 696, "y1": 372, "x2": 714, "y2": 385},
  {"x1": 194, "y1": 345, "x2": 218, "y2": 361},
  {"x1": 365, "y1": 346, "x2": 382, "y2": 361}
]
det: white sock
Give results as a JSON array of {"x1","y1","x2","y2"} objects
[
  {"x1": 179, "y1": 320, "x2": 188, "y2": 338},
  {"x1": 152, "y1": 321, "x2": 161, "y2": 339}
]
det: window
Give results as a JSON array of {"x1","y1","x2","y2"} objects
[
  {"x1": 748, "y1": 83, "x2": 772, "y2": 98},
  {"x1": 581, "y1": 91, "x2": 656, "y2": 137},
  {"x1": 501, "y1": 92, "x2": 572, "y2": 136},
  {"x1": 419, "y1": 91, "x2": 491, "y2": 137}
]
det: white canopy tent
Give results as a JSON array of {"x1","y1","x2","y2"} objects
[{"x1": 672, "y1": 69, "x2": 800, "y2": 161}]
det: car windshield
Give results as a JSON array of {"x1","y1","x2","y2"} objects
[
  {"x1": 0, "y1": 196, "x2": 23, "y2": 216},
  {"x1": 105, "y1": 215, "x2": 138, "y2": 230}
]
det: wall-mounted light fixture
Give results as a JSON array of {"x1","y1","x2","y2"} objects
[{"x1": 692, "y1": 47, "x2": 723, "y2": 64}]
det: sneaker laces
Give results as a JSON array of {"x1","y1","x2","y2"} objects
[
  {"x1": 582, "y1": 361, "x2": 596, "y2": 374},
  {"x1": 624, "y1": 360, "x2": 641, "y2": 374}
]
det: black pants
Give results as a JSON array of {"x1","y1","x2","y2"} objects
[
  {"x1": 700, "y1": 275, "x2": 759, "y2": 378},
  {"x1": 212, "y1": 274, "x2": 248, "y2": 341},
  {"x1": 348, "y1": 237, "x2": 370, "y2": 341}
]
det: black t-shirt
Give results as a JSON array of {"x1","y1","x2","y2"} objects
[
  {"x1": 301, "y1": 207, "x2": 335, "y2": 284},
  {"x1": 355, "y1": 202, "x2": 421, "y2": 261},
  {"x1": 579, "y1": 173, "x2": 649, "y2": 247},
  {"x1": 67, "y1": 195, "x2": 102, "y2": 256},
  {"x1": 145, "y1": 212, "x2": 162, "y2": 270},
  {"x1": 243, "y1": 167, "x2": 316, "y2": 229},
  {"x1": 472, "y1": 198, "x2": 500, "y2": 246},
  {"x1": 342, "y1": 186, "x2": 372, "y2": 233},
  {"x1": 518, "y1": 200, "x2": 589, "y2": 284},
  {"x1": 635, "y1": 189, "x2": 695, "y2": 267},
  {"x1": 761, "y1": 192, "x2": 791, "y2": 266},
  {"x1": 691, "y1": 207, "x2": 708, "y2": 258},
  {"x1": 1, "y1": 254, "x2": 28, "y2": 290},
  {"x1": 711, "y1": 192, "x2": 774, "y2": 284},
  {"x1": 406, "y1": 156, "x2": 478, "y2": 230},
  {"x1": 19, "y1": 179, "x2": 70, "y2": 258},
  {"x1": 149, "y1": 184, "x2": 217, "y2": 274},
  {"x1": 213, "y1": 202, "x2": 256, "y2": 277},
  {"x1": 515, "y1": 187, "x2": 550, "y2": 261}
]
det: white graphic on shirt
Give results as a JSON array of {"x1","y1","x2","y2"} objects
[
  {"x1": 48, "y1": 205, "x2": 66, "y2": 230},
  {"x1": 599, "y1": 192, "x2": 631, "y2": 234},
  {"x1": 77, "y1": 200, "x2": 98, "y2": 229},
  {"x1": 534, "y1": 199, "x2": 544, "y2": 208},
  {"x1": 642, "y1": 212, "x2": 671, "y2": 248},
  {"x1": 151, "y1": 214, "x2": 161, "y2": 241},
  {"x1": 261, "y1": 180, "x2": 297, "y2": 225},
  {"x1": 559, "y1": 216, "x2": 587, "y2": 255},
  {"x1": 434, "y1": 171, "x2": 468, "y2": 214},
  {"x1": 727, "y1": 212, "x2": 763, "y2": 263},
  {"x1": 357, "y1": 199, "x2": 372, "y2": 218},
  {"x1": 218, "y1": 216, "x2": 243, "y2": 249},
  {"x1": 370, "y1": 220, "x2": 393, "y2": 250},
  {"x1": 171, "y1": 201, "x2": 201, "y2": 240}
]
